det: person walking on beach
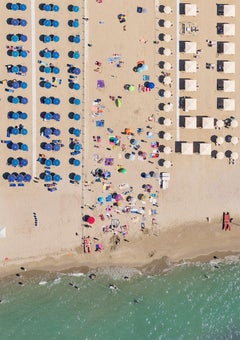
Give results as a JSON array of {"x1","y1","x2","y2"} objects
[{"x1": 84, "y1": 236, "x2": 91, "y2": 253}]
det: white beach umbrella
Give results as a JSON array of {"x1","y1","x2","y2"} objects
[
  {"x1": 164, "y1": 104, "x2": 173, "y2": 113},
  {"x1": 164, "y1": 20, "x2": 172, "y2": 28},
  {"x1": 216, "y1": 136, "x2": 224, "y2": 145},
  {"x1": 164, "y1": 48, "x2": 172, "y2": 56},
  {"x1": 164, "y1": 132, "x2": 172, "y2": 140},
  {"x1": 164, "y1": 34, "x2": 172, "y2": 42},
  {"x1": 231, "y1": 152, "x2": 238, "y2": 160},
  {"x1": 164, "y1": 160, "x2": 172, "y2": 168},
  {"x1": 216, "y1": 151, "x2": 224, "y2": 160},
  {"x1": 164, "y1": 146, "x2": 172, "y2": 154},
  {"x1": 164, "y1": 118, "x2": 172, "y2": 126},
  {"x1": 164, "y1": 6, "x2": 172, "y2": 14},
  {"x1": 216, "y1": 120, "x2": 224, "y2": 129},
  {"x1": 164, "y1": 90, "x2": 172, "y2": 98},
  {"x1": 164, "y1": 62, "x2": 172, "y2": 70},
  {"x1": 163, "y1": 76, "x2": 172, "y2": 85},
  {"x1": 231, "y1": 136, "x2": 238, "y2": 145},
  {"x1": 231, "y1": 120, "x2": 238, "y2": 128}
]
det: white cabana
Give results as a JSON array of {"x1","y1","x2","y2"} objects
[
  {"x1": 184, "y1": 79, "x2": 197, "y2": 91},
  {"x1": 185, "y1": 98, "x2": 197, "y2": 111},
  {"x1": 185, "y1": 116, "x2": 197, "y2": 128},
  {"x1": 231, "y1": 120, "x2": 238, "y2": 128},
  {"x1": 0, "y1": 227, "x2": 6, "y2": 238},
  {"x1": 223, "y1": 61, "x2": 235, "y2": 73},
  {"x1": 164, "y1": 48, "x2": 172, "y2": 56},
  {"x1": 164, "y1": 34, "x2": 172, "y2": 42},
  {"x1": 184, "y1": 60, "x2": 197, "y2": 72},
  {"x1": 164, "y1": 20, "x2": 173, "y2": 28},
  {"x1": 181, "y1": 142, "x2": 193, "y2": 155},
  {"x1": 164, "y1": 146, "x2": 172, "y2": 154},
  {"x1": 164, "y1": 62, "x2": 172, "y2": 70},
  {"x1": 199, "y1": 143, "x2": 211, "y2": 155},
  {"x1": 216, "y1": 120, "x2": 224, "y2": 129},
  {"x1": 216, "y1": 152, "x2": 224, "y2": 160},
  {"x1": 184, "y1": 41, "x2": 197, "y2": 54},
  {"x1": 202, "y1": 117, "x2": 214, "y2": 129},
  {"x1": 223, "y1": 42, "x2": 235, "y2": 55},
  {"x1": 223, "y1": 23, "x2": 235, "y2": 36},
  {"x1": 223, "y1": 80, "x2": 235, "y2": 92},
  {"x1": 216, "y1": 136, "x2": 224, "y2": 145},
  {"x1": 184, "y1": 4, "x2": 197, "y2": 16},
  {"x1": 223, "y1": 5, "x2": 235, "y2": 17},
  {"x1": 224, "y1": 98, "x2": 235, "y2": 111},
  {"x1": 164, "y1": 6, "x2": 172, "y2": 14},
  {"x1": 163, "y1": 118, "x2": 172, "y2": 126},
  {"x1": 164, "y1": 132, "x2": 172, "y2": 140}
]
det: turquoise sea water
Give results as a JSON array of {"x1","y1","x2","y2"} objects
[{"x1": 1, "y1": 260, "x2": 240, "y2": 339}]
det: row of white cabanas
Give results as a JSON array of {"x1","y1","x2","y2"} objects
[
  {"x1": 180, "y1": 97, "x2": 236, "y2": 112},
  {"x1": 181, "y1": 142, "x2": 238, "y2": 160},
  {"x1": 182, "y1": 116, "x2": 238, "y2": 129},
  {"x1": 179, "y1": 79, "x2": 235, "y2": 92},
  {"x1": 181, "y1": 41, "x2": 235, "y2": 55},
  {"x1": 161, "y1": 3, "x2": 235, "y2": 17}
]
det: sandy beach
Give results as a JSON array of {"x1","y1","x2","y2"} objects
[{"x1": 0, "y1": 0, "x2": 240, "y2": 277}]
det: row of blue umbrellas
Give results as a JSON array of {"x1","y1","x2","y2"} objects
[
  {"x1": 39, "y1": 4, "x2": 60, "y2": 12},
  {"x1": 40, "y1": 96, "x2": 60, "y2": 105},
  {"x1": 7, "y1": 172, "x2": 31, "y2": 182},
  {"x1": 8, "y1": 126, "x2": 28, "y2": 136},
  {"x1": 68, "y1": 112, "x2": 80, "y2": 120},
  {"x1": 7, "y1": 34, "x2": 27, "y2": 42},
  {"x1": 41, "y1": 112, "x2": 60, "y2": 121},
  {"x1": 40, "y1": 34, "x2": 60, "y2": 43},
  {"x1": 42, "y1": 127, "x2": 61, "y2": 137},
  {"x1": 39, "y1": 19, "x2": 59, "y2": 27},
  {"x1": 42, "y1": 143, "x2": 61, "y2": 151},
  {"x1": 6, "y1": 3, "x2": 27, "y2": 11},
  {"x1": 43, "y1": 158, "x2": 61, "y2": 167},
  {"x1": 44, "y1": 173, "x2": 62, "y2": 182},
  {"x1": 39, "y1": 65, "x2": 60, "y2": 74},
  {"x1": 7, "y1": 80, "x2": 27, "y2": 89},
  {"x1": 8, "y1": 96, "x2": 28, "y2": 104},
  {"x1": 8, "y1": 111, "x2": 28, "y2": 120},
  {"x1": 7, "y1": 65, "x2": 28, "y2": 74},
  {"x1": 8, "y1": 142, "x2": 28, "y2": 151},
  {"x1": 7, "y1": 49, "x2": 28, "y2": 58},
  {"x1": 7, "y1": 157, "x2": 28, "y2": 167},
  {"x1": 7, "y1": 18, "x2": 27, "y2": 26},
  {"x1": 39, "y1": 49, "x2": 60, "y2": 59}
]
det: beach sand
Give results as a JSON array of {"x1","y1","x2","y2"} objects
[{"x1": 1, "y1": 1, "x2": 240, "y2": 277}]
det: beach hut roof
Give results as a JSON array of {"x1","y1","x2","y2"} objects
[
  {"x1": 185, "y1": 98, "x2": 197, "y2": 111},
  {"x1": 184, "y1": 60, "x2": 197, "y2": 72},
  {"x1": 184, "y1": 3, "x2": 197, "y2": 16},
  {"x1": 223, "y1": 42, "x2": 235, "y2": 55},
  {"x1": 223, "y1": 79, "x2": 235, "y2": 92},
  {"x1": 185, "y1": 41, "x2": 197, "y2": 54},
  {"x1": 224, "y1": 98, "x2": 235, "y2": 111},
  {"x1": 181, "y1": 142, "x2": 193, "y2": 155},
  {"x1": 202, "y1": 117, "x2": 214, "y2": 129},
  {"x1": 223, "y1": 61, "x2": 235, "y2": 73},
  {"x1": 223, "y1": 23, "x2": 235, "y2": 36},
  {"x1": 185, "y1": 116, "x2": 197, "y2": 128},
  {"x1": 223, "y1": 5, "x2": 235, "y2": 17},
  {"x1": 184, "y1": 79, "x2": 197, "y2": 91},
  {"x1": 199, "y1": 143, "x2": 211, "y2": 155}
]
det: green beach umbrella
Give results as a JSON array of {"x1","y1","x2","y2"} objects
[
  {"x1": 118, "y1": 168, "x2": 127, "y2": 174},
  {"x1": 129, "y1": 85, "x2": 135, "y2": 92}
]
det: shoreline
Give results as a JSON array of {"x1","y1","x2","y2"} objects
[{"x1": 1, "y1": 220, "x2": 240, "y2": 280}]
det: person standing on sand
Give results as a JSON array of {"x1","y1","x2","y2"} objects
[{"x1": 84, "y1": 236, "x2": 91, "y2": 253}]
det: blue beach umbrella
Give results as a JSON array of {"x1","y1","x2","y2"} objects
[
  {"x1": 12, "y1": 143, "x2": 19, "y2": 151},
  {"x1": 53, "y1": 159, "x2": 60, "y2": 166},
  {"x1": 74, "y1": 36, "x2": 81, "y2": 43},
  {"x1": 16, "y1": 174, "x2": 24, "y2": 182},
  {"x1": 20, "y1": 112, "x2": 28, "y2": 119},
  {"x1": 21, "y1": 128, "x2": 28, "y2": 135},
  {"x1": 20, "y1": 19, "x2": 27, "y2": 27},
  {"x1": 44, "y1": 128, "x2": 52, "y2": 136},
  {"x1": 52, "y1": 20, "x2": 59, "y2": 28},
  {"x1": 53, "y1": 113, "x2": 60, "y2": 121},
  {"x1": 45, "y1": 159, "x2": 52, "y2": 167},
  {"x1": 44, "y1": 19, "x2": 51, "y2": 27},
  {"x1": 12, "y1": 50, "x2": 19, "y2": 57},
  {"x1": 12, "y1": 35, "x2": 19, "y2": 42},
  {"x1": 21, "y1": 143, "x2": 28, "y2": 151},
  {"x1": 44, "y1": 4, "x2": 51, "y2": 11},
  {"x1": 20, "y1": 4, "x2": 27, "y2": 11},
  {"x1": 53, "y1": 5, "x2": 60, "y2": 12},
  {"x1": 53, "y1": 129, "x2": 61, "y2": 136},
  {"x1": 52, "y1": 51, "x2": 59, "y2": 59},
  {"x1": 20, "y1": 50, "x2": 28, "y2": 58},
  {"x1": 53, "y1": 98, "x2": 60, "y2": 105},
  {"x1": 11, "y1": 4, "x2": 19, "y2": 11},
  {"x1": 20, "y1": 65, "x2": 28, "y2": 73},
  {"x1": 74, "y1": 144, "x2": 81, "y2": 151},
  {"x1": 74, "y1": 114, "x2": 81, "y2": 121},
  {"x1": 20, "y1": 97, "x2": 28, "y2": 104},
  {"x1": 12, "y1": 159, "x2": 19, "y2": 167},
  {"x1": 74, "y1": 174, "x2": 81, "y2": 182},
  {"x1": 44, "y1": 51, "x2": 51, "y2": 58},
  {"x1": 21, "y1": 81, "x2": 28, "y2": 89},
  {"x1": 12, "y1": 81, "x2": 20, "y2": 89},
  {"x1": 11, "y1": 18, "x2": 19, "y2": 26},
  {"x1": 45, "y1": 112, "x2": 52, "y2": 120},
  {"x1": 45, "y1": 143, "x2": 52, "y2": 151},
  {"x1": 73, "y1": 6, "x2": 80, "y2": 12},
  {"x1": 53, "y1": 35, "x2": 60, "y2": 42},
  {"x1": 45, "y1": 174, "x2": 52, "y2": 182},
  {"x1": 73, "y1": 129, "x2": 81, "y2": 137},
  {"x1": 44, "y1": 97, "x2": 52, "y2": 105},
  {"x1": 12, "y1": 112, "x2": 19, "y2": 120},
  {"x1": 53, "y1": 144, "x2": 60, "y2": 151},
  {"x1": 20, "y1": 34, "x2": 27, "y2": 42},
  {"x1": 74, "y1": 98, "x2": 81, "y2": 105},
  {"x1": 74, "y1": 68, "x2": 81, "y2": 75},
  {"x1": 12, "y1": 97, "x2": 19, "y2": 104},
  {"x1": 20, "y1": 159, "x2": 28, "y2": 167},
  {"x1": 24, "y1": 174, "x2": 31, "y2": 182},
  {"x1": 12, "y1": 65, "x2": 19, "y2": 73},
  {"x1": 73, "y1": 83, "x2": 80, "y2": 90},
  {"x1": 12, "y1": 127, "x2": 19, "y2": 135},
  {"x1": 53, "y1": 174, "x2": 61, "y2": 182},
  {"x1": 44, "y1": 81, "x2": 52, "y2": 89},
  {"x1": 73, "y1": 159, "x2": 80, "y2": 166},
  {"x1": 44, "y1": 35, "x2": 51, "y2": 43},
  {"x1": 8, "y1": 174, "x2": 15, "y2": 182},
  {"x1": 73, "y1": 52, "x2": 80, "y2": 59},
  {"x1": 53, "y1": 67, "x2": 60, "y2": 74},
  {"x1": 44, "y1": 67, "x2": 51, "y2": 74}
]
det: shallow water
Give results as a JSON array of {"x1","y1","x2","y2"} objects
[{"x1": 1, "y1": 261, "x2": 240, "y2": 339}]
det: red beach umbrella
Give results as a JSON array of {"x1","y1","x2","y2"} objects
[{"x1": 87, "y1": 216, "x2": 95, "y2": 224}]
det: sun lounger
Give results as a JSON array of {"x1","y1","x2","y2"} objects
[
  {"x1": 18, "y1": 183, "x2": 24, "y2": 187},
  {"x1": 10, "y1": 183, "x2": 16, "y2": 187}
]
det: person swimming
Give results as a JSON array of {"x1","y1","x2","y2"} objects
[{"x1": 109, "y1": 284, "x2": 118, "y2": 290}]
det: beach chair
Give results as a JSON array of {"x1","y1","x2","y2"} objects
[
  {"x1": 143, "y1": 75, "x2": 150, "y2": 81},
  {"x1": 96, "y1": 120, "x2": 105, "y2": 127},
  {"x1": 18, "y1": 183, "x2": 24, "y2": 187},
  {"x1": 10, "y1": 183, "x2": 16, "y2": 187},
  {"x1": 106, "y1": 195, "x2": 112, "y2": 202}
]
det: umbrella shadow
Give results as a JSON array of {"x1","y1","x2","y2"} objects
[
  {"x1": 158, "y1": 159, "x2": 165, "y2": 166},
  {"x1": 211, "y1": 150, "x2": 217, "y2": 158}
]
